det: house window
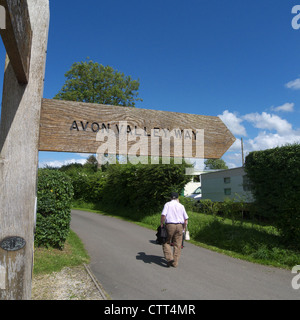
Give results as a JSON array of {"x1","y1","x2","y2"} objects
[
  {"x1": 224, "y1": 177, "x2": 231, "y2": 184},
  {"x1": 224, "y1": 188, "x2": 231, "y2": 196}
]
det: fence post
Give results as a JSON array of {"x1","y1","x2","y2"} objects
[{"x1": 0, "y1": 0, "x2": 49, "y2": 300}]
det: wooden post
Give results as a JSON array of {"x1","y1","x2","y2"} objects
[
  {"x1": 0, "y1": 0, "x2": 33, "y2": 84},
  {"x1": 0, "y1": 0, "x2": 49, "y2": 300}
]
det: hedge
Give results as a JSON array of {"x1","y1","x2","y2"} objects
[
  {"x1": 101, "y1": 161, "x2": 193, "y2": 213},
  {"x1": 245, "y1": 143, "x2": 300, "y2": 247},
  {"x1": 35, "y1": 169, "x2": 74, "y2": 249},
  {"x1": 59, "y1": 159, "x2": 192, "y2": 213}
]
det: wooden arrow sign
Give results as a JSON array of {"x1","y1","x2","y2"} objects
[
  {"x1": 0, "y1": 0, "x2": 32, "y2": 84},
  {"x1": 39, "y1": 98, "x2": 236, "y2": 159}
]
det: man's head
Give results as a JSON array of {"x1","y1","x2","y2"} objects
[{"x1": 171, "y1": 192, "x2": 179, "y2": 200}]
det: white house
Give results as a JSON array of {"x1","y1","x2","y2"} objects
[
  {"x1": 200, "y1": 167, "x2": 253, "y2": 202},
  {"x1": 184, "y1": 172, "x2": 201, "y2": 196}
]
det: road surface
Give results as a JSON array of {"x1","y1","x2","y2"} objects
[{"x1": 71, "y1": 210, "x2": 299, "y2": 300}]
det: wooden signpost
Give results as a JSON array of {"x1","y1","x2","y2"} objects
[
  {"x1": 0, "y1": 0, "x2": 32, "y2": 84},
  {"x1": 0, "y1": 0, "x2": 49, "y2": 300},
  {"x1": 39, "y1": 99, "x2": 235, "y2": 160},
  {"x1": 0, "y1": 1, "x2": 235, "y2": 300}
]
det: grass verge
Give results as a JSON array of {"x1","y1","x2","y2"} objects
[
  {"x1": 72, "y1": 200, "x2": 300, "y2": 270},
  {"x1": 33, "y1": 229, "x2": 90, "y2": 275}
]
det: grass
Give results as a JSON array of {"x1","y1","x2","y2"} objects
[
  {"x1": 72, "y1": 200, "x2": 300, "y2": 269},
  {"x1": 186, "y1": 212, "x2": 300, "y2": 268},
  {"x1": 33, "y1": 229, "x2": 90, "y2": 275}
]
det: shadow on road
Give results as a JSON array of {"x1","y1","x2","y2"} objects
[{"x1": 136, "y1": 252, "x2": 168, "y2": 268}]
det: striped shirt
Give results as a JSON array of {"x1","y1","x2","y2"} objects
[{"x1": 161, "y1": 200, "x2": 189, "y2": 224}]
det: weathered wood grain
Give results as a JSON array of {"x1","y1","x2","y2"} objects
[
  {"x1": 0, "y1": 0, "x2": 32, "y2": 84},
  {"x1": 0, "y1": 0, "x2": 49, "y2": 300},
  {"x1": 39, "y1": 99, "x2": 236, "y2": 159}
]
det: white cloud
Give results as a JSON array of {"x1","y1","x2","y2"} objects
[
  {"x1": 222, "y1": 109, "x2": 300, "y2": 168},
  {"x1": 271, "y1": 102, "x2": 294, "y2": 113},
  {"x1": 39, "y1": 158, "x2": 87, "y2": 168},
  {"x1": 224, "y1": 155, "x2": 244, "y2": 169},
  {"x1": 285, "y1": 78, "x2": 300, "y2": 90},
  {"x1": 245, "y1": 131, "x2": 300, "y2": 152},
  {"x1": 76, "y1": 153, "x2": 94, "y2": 158},
  {"x1": 218, "y1": 110, "x2": 247, "y2": 136},
  {"x1": 243, "y1": 112, "x2": 292, "y2": 135},
  {"x1": 227, "y1": 138, "x2": 242, "y2": 152}
]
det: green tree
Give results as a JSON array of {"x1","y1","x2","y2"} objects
[
  {"x1": 83, "y1": 155, "x2": 98, "y2": 172},
  {"x1": 204, "y1": 158, "x2": 228, "y2": 170},
  {"x1": 54, "y1": 58, "x2": 142, "y2": 107}
]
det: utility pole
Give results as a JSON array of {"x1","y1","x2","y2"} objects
[{"x1": 241, "y1": 138, "x2": 245, "y2": 166}]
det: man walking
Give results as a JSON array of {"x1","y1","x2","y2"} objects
[{"x1": 161, "y1": 192, "x2": 189, "y2": 268}]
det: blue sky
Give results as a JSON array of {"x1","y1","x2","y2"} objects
[{"x1": 1, "y1": 0, "x2": 300, "y2": 168}]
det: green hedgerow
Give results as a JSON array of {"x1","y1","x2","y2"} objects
[
  {"x1": 35, "y1": 169, "x2": 74, "y2": 249},
  {"x1": 245, "y1": 143, "x2": 300, "y2": 248}
]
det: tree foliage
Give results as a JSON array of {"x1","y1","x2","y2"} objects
[
  {"x1": 245, "y1": 143, "x2": 300, "y2": 248},
  {"x1": 61, "y1": 158, "x2": 193, "y2": 214},
  {"x1": 54, "y1": 59, "x2": 142, "y2": 107},
  {"x1": 101, "y1": 160, "x2": 193, "y2": 213},
  {"x1": 204, "y1": 158, "x2": 228, "y2": 170}
]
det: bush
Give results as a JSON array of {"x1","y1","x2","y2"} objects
[
  {"x1": 60, "y1": 164, "x2": 107, "y2": 203},
  {"x1": 199, "y1": 199, "x2": 221, "y2": 218},
  {"x1": 35, "y1": 169, "x2": 74, "y2": 249},
  {"x1": 70, "y1": 171, "x2": 106, "y2": 203},
  {"x1": 179, "y1": 196, "x2": 199, "y2": 212},
  {"x1": 245, "y1": 143, "x2": 300, "y2": 247},
  {"x1": 102, "y1": 160, "x2": 193, "y2": 213}
]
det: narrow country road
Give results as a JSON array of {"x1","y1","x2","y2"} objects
[{"x1": 71, "y1": 210, "x2": 299, "y2": 300}]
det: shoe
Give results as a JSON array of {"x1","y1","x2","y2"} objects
[{"x1": 167, "y1": 260, "x2": 174, "y2": 268}]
